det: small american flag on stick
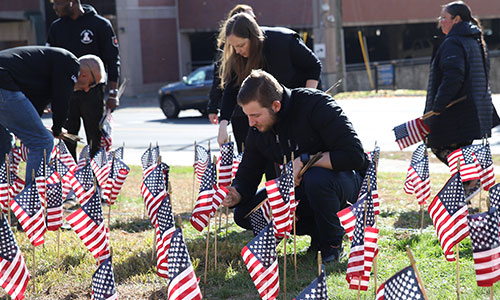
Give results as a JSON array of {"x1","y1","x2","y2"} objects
[
  {"x1": 218, "y1": 142, "x2": 234, "y2": 187},
  {"x1": 404, "y1": 144, "x2": 431, "y2": 205},
  {"x1": 375, "y1": 265, "x2": 425, "y2": 300},
  {"x1": 91, "y1": 257, "x2": 117, "y2": 300},
  {"x1": 141, "y1": 162, "x2": 169, "y2": 227},
  {"x1": 156, "y1": 195, "x2": 175, "y2": 279},
  {"x1": 393, "y1": 118, "x2": 430, "y2": 150}
]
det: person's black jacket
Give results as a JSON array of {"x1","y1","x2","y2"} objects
[
  {"x1": 0, "y1": 46, "x2": 79, "y2": 135},
  {"x1": 219, "y1": 27, "x2": 321, "y2": 121},
  {"x1": 232, "y1": 87, "x2": 368, "y2": 203},
  {"x1": 424, "y1": 21, "x2": 499, "y2": 147},
  {"x1": 47, "y1": 4, "x2": 120, "y2": 83}
]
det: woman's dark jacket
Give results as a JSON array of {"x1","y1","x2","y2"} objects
[
  {"x1": 424, "y1": 21, "x2": 499, "y2": 147},
  {"x1": 217, "y1": 27, "x2": 322, "y2": 121}
]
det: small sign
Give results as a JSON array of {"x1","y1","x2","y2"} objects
[
  {"x1": 378, "y1": 64, "x2": 394, "y2": 86},
  {"x1": 314, "y1": 43, "x2": 326, "y2": 59}
]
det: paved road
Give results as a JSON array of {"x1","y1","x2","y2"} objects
[{"x1": 43, "y1": 94, "x2": 500, "y2": 169}]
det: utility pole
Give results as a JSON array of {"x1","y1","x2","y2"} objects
[{"x1": 313, "y1": 0, "x2": 345, "y2": 93}]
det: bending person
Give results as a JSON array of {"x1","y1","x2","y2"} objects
[
  {"x1": 216, "y1": 13, "x2": 321, "y2": 152},
  {"x1": 0, "y1": 46, "x2": 102, "y2": 184},
  {"x1": 222, "y1": 70, "x2": 368, "y2": 263}
]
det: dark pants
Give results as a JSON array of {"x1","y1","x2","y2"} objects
[
  {"x1": 234, "y1": 167, "x2": 362, "y2": 249},
  {"x1": 231, "y1": 115, "x2": 249, "y2": 154},
  {"x1": 64, "y1": 84, "x2": 105, "y2": 160},
  {"x1": 430, "y1": 140, "x2": 473, "y2": 165}
]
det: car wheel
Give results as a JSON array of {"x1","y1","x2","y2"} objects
[{"x1": 161, "y1": 96, "x2": 180, "y2": 119}]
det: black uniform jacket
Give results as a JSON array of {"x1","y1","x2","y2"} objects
[
  {"x1": 0, "y1": 46, "x2": 79, "y2": 135},
  {"x1": 232, "y1": 87, "x2": 369, "y2": 203}
]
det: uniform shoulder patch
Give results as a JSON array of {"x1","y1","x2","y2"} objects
[{"x1": 112, "y1": 36, "x2": 119, "y2": 47}]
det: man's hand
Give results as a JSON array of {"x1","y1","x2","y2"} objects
[
  {"x1": 222, "y1": 186, "x2": 242, "y2": 207},
  {"x1": 293, "y1": 156, "x2": 304, "y2": 187},
  {"x1": 208, "y1": 113, "x2": 219, "y2": 125},
  {"x1": 218, "y1": 120, "x2": 229, "y2": 146},
  {"x1": 107, "y1": 96, "x2": 119, "y2": 112}
]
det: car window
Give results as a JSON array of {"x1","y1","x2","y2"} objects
[{"x1": 187, "y1": 69, "x2": 206, "y2": 85}]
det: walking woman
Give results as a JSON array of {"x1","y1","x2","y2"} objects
[
  {"x1": 424, "y1": 1, "x2": 499, "y2": 164},
  {"x1": 215, "y1": 13, "x2": 321, "y2": 151}
]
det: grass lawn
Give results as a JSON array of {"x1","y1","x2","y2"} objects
[{"x1": 1, "y1": 161, "x2": 499, "y2": 300}]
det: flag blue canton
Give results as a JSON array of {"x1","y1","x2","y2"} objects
[
  {"x1": 92, "y1": 257, "x2": 117, "y2": 300},
  {"x1": 158, "y1": 195, "x2": 175, "y2": 235},
  {"x1": 468, "y1": 210, "x2": 499, "y2": 253},
  {"x1": 352, "y1": 194, "x2": 375, "y2": 247},
  {"x1": 167, "y1": 228, "x2": 194, "y2": 283},
  {"x1": 249, "y1": 205, "x2": 270, "y2": 237},
  {"x1": 247, "y1": 223, "x2": 276, "y2": 269},
  {"x1": 0, "y1": 215, "x2": 17, "y2": 261},
  {"x1": 15, "y1": 183, "x2": 41, "y2": 216},
  {"x1": 438, "y1": 173, "x2": 466, "y2": 215},
  {"x1": 82, "y1": 192, "x2": 104, "y2": 224},
  {"x1": 75, "y1": 164, "x2": 94, "y2": 191},
  {"x1": 295, "y1": 265, "x2": 328, "y2": 300},
  {"x1": 144, "y1": 163, "x2": 168, "y2": 196},
  {"x1": 394, "y1": 123, "x2": 409, "y2": 140},
  {"x1": 47, "y1": 183, "x2": 63, "y2": 208},
  {"x1": 220, "y1": 142, "x2": 234, "y2": 166},
  {"x1": 384, "y1": 266, "x2": 423, "y2": 300}
]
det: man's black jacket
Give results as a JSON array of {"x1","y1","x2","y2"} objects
[
  {"x1": 0, "y1": 46, "x2": 79, "y2": 135},
  {"x1": 47, "y1": 5, "x2": 120, "y2": 82},
  {"x1": 232, "y1": 87, "x2": 369, "y2": 203}
]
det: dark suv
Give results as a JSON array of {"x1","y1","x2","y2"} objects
[{"x1": 158, "y1": 64, "x2": 214, "y2": 118}]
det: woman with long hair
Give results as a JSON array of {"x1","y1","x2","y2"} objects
[
  {"x1": 424, "y1": 1, "x2": 499, "y2": 197},
  {"x1": 215, "y1": 13, "x2": 321, "y2": 152}
]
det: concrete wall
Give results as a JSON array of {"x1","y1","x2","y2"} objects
[{"x1": 344, "y1": 51, "x2": 500, "y2": 93}]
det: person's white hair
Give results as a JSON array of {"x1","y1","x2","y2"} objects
[{"x1": 78, "y1": 54, "x2": 106, "y2": 83}]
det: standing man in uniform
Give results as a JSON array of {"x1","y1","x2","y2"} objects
[
  {"x1": 0, "y1": 46, "x2": 103, "y2": 184},
  {"x1": 48, "y1": 0, "x2": 120, "y2": 160}
]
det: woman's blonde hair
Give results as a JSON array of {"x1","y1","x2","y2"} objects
[{"x1": 218, "y1": 13, "x2": 265, "y2": 89}]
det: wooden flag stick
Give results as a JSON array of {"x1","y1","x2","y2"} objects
[
  {"x1": 203, "y1": 216, "x2": 211, "y2": 296},
  {"x1": 214, "y1": 209, "x2": 218, "y2": 272},
  {"x1": 283, "y1": 236, "x2": 287, "y2": 300},
  {"x1": 422, "y1": 96, "x2": 466, "y2": 120},
  {"x1": 32, "y1": 245, "x2": 36, "y2": 293},
  {"x1": 318, "y1": 251, "x2": 322, "y2": 276},
  {"x1": 456, "y1": 244, "x2": 460, "y2": 300},
  {"x1": 5, "y1": 154, "x2": 11, "y2": 225},
  {"x1": 192, "y1": 141, "x2": 197, "y2": 210},
  {"x1": 490, "y1": 285, "x2": 493, "y2": 300},
  {"x1": 405, "y1": 245, "x2": 429, "y2": 300},
  {"x1": 357, "y1": 182, "x2": 370, "y2": 300},
  {"x1": 420, "y1": 204, "x2": 425, "y2": 232},
  {"x1": 293, "y1": 211, "x2": 297, "y2": 284},
  {"x1": 225, "y1": 206, "x2": 229, "y2": 241},
  {"x1": 151, "y1": 229, "x2": 156, "y2": 263}
]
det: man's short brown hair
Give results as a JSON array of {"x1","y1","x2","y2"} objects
[{"x1": 237, "y1": 69, "x2": 283, "y2": 108}]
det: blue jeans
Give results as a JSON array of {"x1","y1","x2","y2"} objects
[{"x1": 0, "y1": 88, "x2": 53, "y2": 184}]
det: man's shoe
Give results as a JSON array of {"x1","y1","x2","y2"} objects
[
  {"x1": 307, "y1": 237, "x2": 320, "y2": 254},
  {"x1": 322, "y1": 244, "x2": 344, "y2": 263}
]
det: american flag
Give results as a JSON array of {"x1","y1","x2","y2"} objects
[
  {"x1": 66, "y1": 191, "x2": 110, "y2": 264},
  {"x1": 428, "y1": 173, "x2": 469, "y2": 261},
  {"x1": 35, "y1": 155, "x2": 48, "y2": 208},
  {"x1": 167, "y1": 228, "x2": 203, "y2": 300},
  {"x1": 358, "y1": 161, "x2": 380, "y2": 214},
  {"x1": 54, "y1": 158, "x2": 76, "y2": 201},
  {"x1": 393, "y1": 118, "x2": 430, "y2": 150},
  {"x1": 91, "y1": 257, "x2": 117, "y2": 300},
  {"x1": 107, "y1": 146, "x2": 124, "y2": 161},
  {"x1": 156, "y1": 195, "x2": 175, "y2": 278},
  {"x1": 489, "y1": 183, "x2": 500, "y2": 211},
  {"x1": 46, "y1": 182, "x2": 63, "y2": 231},
  {"x1": 99, "y1": 110, "x2": 113, "y2": 152},
  {"x1": 218, "y1": 142, "x2": 234, "y2": 187},
  {"x1": 294, "y1": 265, "x2": 328, "y2": 300},
  {"x1": 194, "y1": 145, "x2": 209, "y2": 183},
  {"x1": 102, "y1": 156, "x2": 129, "y2": 205},
  {"x1": 404, "y1": 144, "x2": 431, "y2": 205},
  {"x1": 467, "y1": 209, "x2": 500, "y2": 287},
  {"x1": 69, "y1": 163, "x2": 95, "y2": 205},
  {"x1": 465, "y1": 143, "x2": 495, "y2": 191},
  {"x1": 241, "y1": 222, "x2": 279, "y2": 300},
  {"x1": 266, "y1": 161, "x2": 295, "y2": 239},
  {"x1": 0, "y1": 213, "x2": 30, "y2": 300},
  {"x1": 232, "y1": 152, "x2": 243, "y2": 180},
  {"x1": 341, "y1": 192, "x2": 378, "y2": 291},
  {"x1": 375, "y1": 265, "x2": 425, "y2": 300},
  {"x1": 9, "y1": 146, "x2": 23, "y2": 175},
  {"x1": 0, "y1": 160, "x2": 10, "y2": 213},
  {"x1": 141, "y1": 162, "x2": 169, "y2": 227},
  {"x1": 91, "y1": 148, "x2": 111, "y2": 188},
  {"x1": 57, "y1": 140, "x2": 77, "y2": 171},
  {"x1": 447, "y1": 147, "x2": 481, "y2": 182},
  {"x1": 191, "y1": 162, "x2": 228, "y2": 232},
  {"x1": 141, "y1": 145, "x2": 160, "y2": 174},
  {"x1": 248, "y1": 200, "x2": 272, "y2": 236},
  {"x1": 10, "y1": 182, "x2": 46, "y2": 246},
  {"x1": 77, "y1": 145, "x2": 91, "y2": 171}
]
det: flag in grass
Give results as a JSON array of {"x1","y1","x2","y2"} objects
[
  {"x1": 69, "y1": 163, "x2": 95, "y2": 205},
  {"x1": 156, "y1": 195, "x2": 175, "y2": 279},
  {"x1": 66, "y1": 191, "x2": 110, "y2": 264},
  {"x1": 46, "y1": 182, "x2": 63, "y2": 231},
  {"x1": 91, "y1": 148, "x2": 111, "y2": 188},
  {"x1": 194, "y1": 145, "x2": 210, "y2": 183},
  {"x1": 0, "y1": 213, "x2": 30, "y2": 300},
  {"x1": 241, "y1": 222, "x2": 279, "y2": 300},
  {"x1": 141, "y1": 145, "x2": 160, "y2": 175},
  {"x1": 102, "y1": 156, "x2": 130, "y2": 205},
  {"x1": 404, "y1": 143, "x2": 430, "y2": 205},
  {"x1": 467, "y1": 209, "x2": 500, "y2": 287},
  {"x1": 447, "y1": 146, "x2": 481, "y2": 182},
  {"x1": 141, "y1": 162, "x2": 169, "y2": 227},
  {"x1": 266, "y1": 161, "x2": 295, "y2": 239},
  {"x1": 428, "y1": 173, "x2": 469, "y2": 261},
  {"x1": 10, "y1": 182, "x2": 46, "y2": 246},
  {"x1": 294, "y1": 265, "x2": 328, "y2": 299},
  {"x1": 218, "y1": 141, "x2": 234, "y2": 187},
  {"x1": 167, "y1": 228, "x2": 202, "y2": 300},
  {"x1": 91, "y1": 257, "x2": 117, "y2": 300},
  {"x1": 375, "y1": 265, "x2": 425, "y2": 300}
]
